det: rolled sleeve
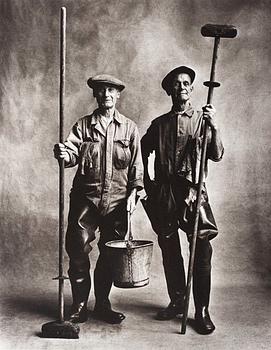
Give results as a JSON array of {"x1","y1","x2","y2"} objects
[
  {"x1": 64, "y1": 121, "x2": 83, "y2": 168},
  {"x1": 128, "y1": 124, "x2": 144, "y2": 191},
  {"x1": 207, "y1": 128, "x2": 224, "y2": 162},
  {"x1": 208, "y1": 146, "x2": 224, "y2": 162}
]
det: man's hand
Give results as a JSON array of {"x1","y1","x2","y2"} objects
[
  {"x1": 53, "y1": 143, "x2": 70, "y2": 162},
  {"x1": 202, "y1": 104, "x2": 218, "y2": 131},
  {"x1": 127, "y1": 188, "x2": 137, "y2": 213}
]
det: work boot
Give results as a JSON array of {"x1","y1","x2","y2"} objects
[
  {"x1": 68, "y1": 267, "x2": 91, "y2": 323},
  {"x1": 68, "y1": 302, "x2": 88, "y2": 323},
  {"x1": 156, "y1": 298, "x2": 184, "y2": 320},
  {"x1": 93, "y1": 299, "x2": 125, "y2": 324},
  {"x1": 195, "y1": 306, "x2": 215, "y2": 334}
]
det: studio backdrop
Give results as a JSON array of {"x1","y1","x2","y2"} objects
[{"x1": 1, "y1": 0, "x2": 271, "y2": 293}]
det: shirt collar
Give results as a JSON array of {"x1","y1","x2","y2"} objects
[
  {"x1": 113, "y1": 109, "x2": 125, "y2": 124},
  {"x1": 171, "y1": 104, "x2": 194, "y2": 118},
  {"x1": 91, "y1": 108, "x2": 124, "y2": 125}
]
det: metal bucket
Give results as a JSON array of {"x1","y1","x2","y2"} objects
[{"x1": 105, "y1": 239, "x2": 153, "y2": 288}]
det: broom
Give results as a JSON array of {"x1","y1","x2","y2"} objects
[{"x1": 41, "y1": 7, "x2": 80, "y2": 339}]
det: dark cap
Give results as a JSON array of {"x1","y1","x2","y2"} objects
[
  {"x1": 87, "y1": 74, "x2": 125, "y2": 91},
  {"x1": 161, "y1": 66, "x2": 196, "y2": 95}
]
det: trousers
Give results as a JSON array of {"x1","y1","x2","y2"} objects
[
  {"x1": 157, "y1": 232, "x2": 213, "y2": 309},
  {"x1": 65, "y1": 190, "x2": 127, "y2": 306}
]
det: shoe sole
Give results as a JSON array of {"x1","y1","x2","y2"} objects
[{"x1": 92, "y1": 312, "x2": 125, "y2": 324}]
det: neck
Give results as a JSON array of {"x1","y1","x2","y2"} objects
[
  {"x1": 172, "y1": 100, "x2": 190, "y2": 112},
  {"x1": 99, "y1": 107, "x2": 115, "y2": 118}
]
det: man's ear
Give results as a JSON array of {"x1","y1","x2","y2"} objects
[
  {"x1": 190, "y1": 85, "x2": 194, "y2": 93},
  {"x1": 116, "y1": 90, "x2": 120, "y2": 99}
]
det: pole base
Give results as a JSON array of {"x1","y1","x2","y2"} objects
[{"x1": 41, "y1": 320, "x2": 80, "y2": 339}]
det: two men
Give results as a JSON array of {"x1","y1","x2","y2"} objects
[
  {"x1": 141, "y1": 66, "x2": 223, "y2": 334},
  {"x1": 54, "y1": 66, "x2": 223, "y2": 335},
  {"x1": 54, "y1": 74, "x2": 143, "y2": 324}
]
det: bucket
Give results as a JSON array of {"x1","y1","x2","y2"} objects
[{"x1": 105, "y1": 239, "x2": 153, "y2": 288}]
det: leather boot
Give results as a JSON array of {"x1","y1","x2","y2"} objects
[
  {"x1": 93, "y1": 299, "x2": 125, "y2": 324},
  {"x1": 156, "y1": 297, "x2": 184, "y2": 320},
  {"x1": 195, "y1": 306, "x2": 215, "y2": 334},
  {"x1": 69, "y1": 301, "x2": 88, "y2": 323},
  {"x1": 68, "y1": 271, "x2": 91, "y2": 323}
]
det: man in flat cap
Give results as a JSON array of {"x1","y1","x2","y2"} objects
[
  {"x1": 141, "y1": 66, "x2": 224, "y2": 334},
  {"x1": 54, "y1": 74, "x2": 143, "y2": 324}
]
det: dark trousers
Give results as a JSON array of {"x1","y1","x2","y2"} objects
[
  {"x1": 65, "y1": 191, "x2": 127, "y2": 307},
  {"x1": 157, "y1": 232, "x2": 212, "y2": 309}
]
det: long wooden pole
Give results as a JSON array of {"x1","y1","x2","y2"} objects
[{"x1": 58, "y1": 6, "x2": 66, "y2": 323}]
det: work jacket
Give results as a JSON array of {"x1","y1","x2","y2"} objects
[
  {"x1": 141, "y1": 106, "x2": 224, "y2": 239},
  {"x1": 64, "y1": 109, "x2": 143, "y2": 215}
]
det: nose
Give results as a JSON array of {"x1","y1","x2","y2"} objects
[{"x1": 104, "y1": 88, "x2": 110, "y2": 97}]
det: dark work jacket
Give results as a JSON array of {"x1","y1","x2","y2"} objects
[{"x1": 141, "y1": 107, "x2": 224, "y2": 239}]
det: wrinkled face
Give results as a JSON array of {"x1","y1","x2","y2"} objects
[
  {"x1": 171, "y1": 73, "x2": 193, "y2": 104},
  {"x1": 94, "y1": 84, "x2": 120, "y2": 109}
]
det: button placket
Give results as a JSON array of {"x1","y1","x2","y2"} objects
[
  {"x1": 100, "y1": 121, "x2": 114, "y2": 212},
  {"x1": 175, "y1": 115, "x2": 189, "y2": 173}
]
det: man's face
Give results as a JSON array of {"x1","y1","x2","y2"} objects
[
  {"x1": 94, "y1": 84, "x2": 120, "y2": 110},
  {"x1": 171, "y1": 73, "x2": 193, "y2": 104}
]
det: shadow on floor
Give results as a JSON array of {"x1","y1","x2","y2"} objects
[
  {"x1": 1, "y1": 292, "x2": 58, "y2": 319},
  {"x1": 1, "y1": 291, "x2": 164, "y2": 322}
]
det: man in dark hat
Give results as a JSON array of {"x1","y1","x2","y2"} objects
[
  {"x1": 141, "y1": 66, "x2": 224, "y2": 334},
  {"x1": 54, "y1": 74, "x2": 143, "y2": 324}
]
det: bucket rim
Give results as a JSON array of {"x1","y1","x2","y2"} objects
[{"x1": 105, "y1": 239, "x2": 154, "y2": 249}]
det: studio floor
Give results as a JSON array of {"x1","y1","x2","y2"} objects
[{"x1": 1, "y1": 267, "x2": 271, "y2": 350}]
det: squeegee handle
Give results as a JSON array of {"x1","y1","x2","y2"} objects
[
  {"x1": 207, "y1": 37, "x2": 220, "y2": 104},
  {"x1": 181, "y1": 37, "x2": 220, "y2": 335}
]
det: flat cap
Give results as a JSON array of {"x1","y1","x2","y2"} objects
[
  {"x1": 162, "y1": 66, "x2": 196, "y2": 95},
  {"x1": 87, "y1": 74, "x2": 125, "y2": 91}
]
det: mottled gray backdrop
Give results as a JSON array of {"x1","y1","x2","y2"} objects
[{"x1": 1, "y1": 0, "x2": 271, "y2": 294}]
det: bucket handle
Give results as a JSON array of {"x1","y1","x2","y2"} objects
[{"x1": 126, "y1": 210, "x2": 133, "y2": 247}]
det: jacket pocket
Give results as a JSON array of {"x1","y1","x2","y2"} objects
[
  {"x1": 113, "y1": 139, "x2": 131, "y2": 169},
  {"x1": 79, "y1": 140, "x2": 100, "y2": 175}
]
